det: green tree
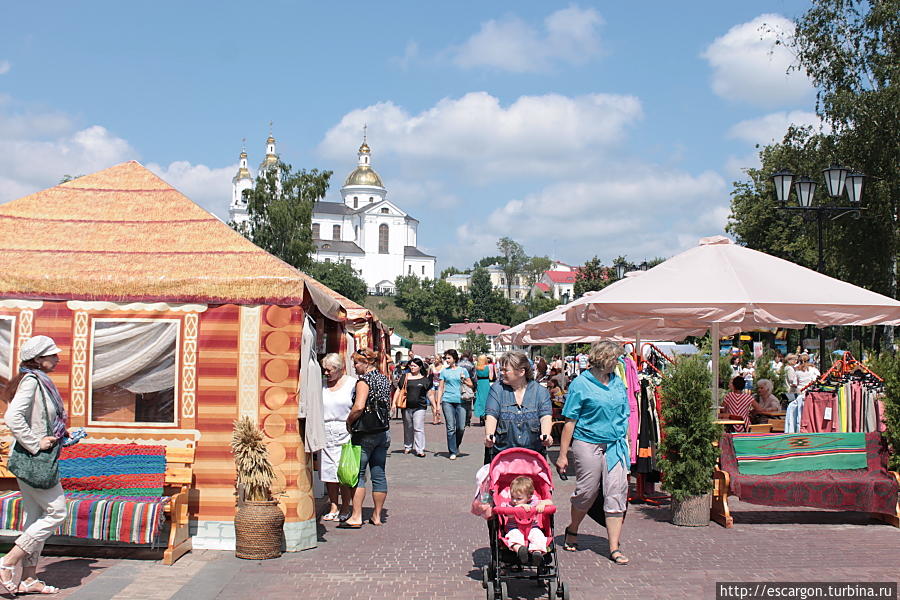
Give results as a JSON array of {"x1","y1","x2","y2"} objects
[
  {"x1": 237, "y1": 161, "x2": 332, "y2": 271},
  {"x1": 497, "y1": 237, "x2": 528, "y2": 298},
  {"x1": 574, "y1": 256, "x2": 611, "y2": 298},
  {"x1": 459, "y1": 331, "x2": 490, "y2": 355},
  {"x1": 440, "y1": 266, "x2": 469, "y2": 279},
  {"x1": 305, "y1": 261, "x2": 367, "y2": 305},
  {"x1": 868, "y1": 351, "x2": 900, "y2": 470},
  {"x1": 394, "y1": 275, "x2": 465, "y2": 330},
  {"x1": 469, "y1": 267, "x2": 494, "y2": 321},
  {"x1": 526, "y1": 291, "x2": 559, "y2": 319},
  {"x1": 476, "y1": 256, "x2": 504, "y2": 268},
  {"x1": 658, "y1": 355, "x2": 721, "y2": 502},
  {"x1": 729, "y1": 2, "x2": 898, "y2": 346},
  {"x1": 524, "y1": 256, "x2": 552, "y2": 287}
]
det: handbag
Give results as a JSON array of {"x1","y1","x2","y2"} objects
[
  {"x1": 460, "y1": 369, "x2": 475, "y2": 400},
  {"x1": 395, "y1": 375, "x2": 408, "y2": 409},
  {"x1": 351, "y1": 375, "x2": 390, "y2": 434},
  {"x1": 337, "y1": 442, "x2": 361, "y2": 487},
  {"x1": 7, "y1": 377, "x2": 61, "y2": 489}
]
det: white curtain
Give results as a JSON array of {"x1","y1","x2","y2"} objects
[
  {"x1": 91, "y1": 321, "x2": 177, "y2": 393},
  {"x1": 298, "y1": 315, "x2": 325, "y2": 453},
  {"x1": 344, "y1": 332, "x2": 356, "y2": 377},
  {"x1": 0, "y1": 319, "x2": 12, "y2": 381}
]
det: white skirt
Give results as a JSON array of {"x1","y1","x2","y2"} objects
[{"x1": 320, "y1": 421, "x2": 351, "y2": 483}]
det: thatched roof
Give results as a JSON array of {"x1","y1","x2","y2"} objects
[{"x1": 0, "y1": 161, "x2": 306, "y2": 305}]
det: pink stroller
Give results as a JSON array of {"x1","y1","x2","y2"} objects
[{"x1": 474, "y1": 448, "x2": 569, "y2": 600}]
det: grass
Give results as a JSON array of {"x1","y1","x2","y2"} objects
[{"x1": 363, "y1": 295, "x2": 436, "y2": 343}]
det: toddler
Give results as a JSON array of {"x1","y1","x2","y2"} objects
[{"x1": 504, "y1": 476, "x2": 552, "y2": 565}]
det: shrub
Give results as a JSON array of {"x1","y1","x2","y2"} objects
[
  {"x1": 867, "y1": 352, "x2": 899, "y2": 471},
  {"x1": 658, "y1": 355, "x2": 722, "y2": 501}
]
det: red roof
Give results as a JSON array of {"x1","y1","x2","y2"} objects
[
  {"x1": 437, "y1": 322, "x2": 508, "y2": 335},
  {"x1": 545, "y1": 270, "x2": 577, "y2": 284},
  {"x1": 535, "y1": 282, "x2": 550, "y2": 292}
]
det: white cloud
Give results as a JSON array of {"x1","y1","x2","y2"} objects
[
  {"x1": 0, "y1": 60, "x2": 10, "y2": 75},
  {"x1": 728, "y1": 110, "x2": 825, "y2": 145},
  {"x1": 443, "y1": 167, "x2": 729, "y2": 267},
  {"x1": 0, "y1": 96, "x2": 232, "y2": 218},
  {"x1": 702, "y1": 14, "x2": 813, "y2": 107},
  {"x1": 0, "y1": 123, "x2": 135, "y2": 203},
  {"x1": 319, "y1": 92, "x2": 641, "y2": 182},
  {"x1": 452, "y1": 6, "x2": 603, "y2": 73},
  {"x1": 146, "y1": 161, "x2": 236, "y2": 218},
  {"x1": 723, "y1": 110, "x2": 830, "y2": 178}
]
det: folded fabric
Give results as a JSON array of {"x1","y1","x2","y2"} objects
[
  {"x1": 59, "y1": 443, "x2": 166, "y2": 497},
  {"x1": 733, "y1": 432, "x2": 866, "y2": 475}
]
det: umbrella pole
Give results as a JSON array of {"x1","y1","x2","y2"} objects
[{"x1": 711, "y1": 322, "x2": 720, "y2": 407}]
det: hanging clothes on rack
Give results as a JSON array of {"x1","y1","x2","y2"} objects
[{"x1": 633, "y1": 376, "x2": 661, "y2": 482}]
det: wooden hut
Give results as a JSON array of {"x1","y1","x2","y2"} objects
[{"x1": 0, "y1": 161, "x2": 352, "y2": 551}]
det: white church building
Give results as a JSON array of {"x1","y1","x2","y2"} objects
[{"x1": 229, "y1": 134, "x2": 436, "y2": 294}]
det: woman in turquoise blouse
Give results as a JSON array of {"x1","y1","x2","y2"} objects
[
  {"x1": 555, "y1": 340, "x2": 631, "y2": 566},
  {"x1": 473, "y1": 354, "x2": 492, "y2": 425}
]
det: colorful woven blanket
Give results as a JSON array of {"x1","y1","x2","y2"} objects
[
  {"x1": 733, "y1": 432, "x2": 867, "y2": 475},
  {"x1": 60, "y1": 443, "x2": 166, "y2": 497},
  {"x1": 0, "y1": 443, "x2": 170, "y2": 545}
]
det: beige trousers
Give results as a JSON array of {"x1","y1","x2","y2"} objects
[{"x1": 15, "y1": 479, "x2": 67, "y2": 567}]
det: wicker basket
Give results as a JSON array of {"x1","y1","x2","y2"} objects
[
  {"x1": 670, "y1": 493, "x2": 711, "y2": 527},
  {"x1": 234, "y1": 500, "x2": 285, "y2": 559}
]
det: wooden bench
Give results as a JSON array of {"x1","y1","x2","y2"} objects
[
  {"x1": 0, "y1": 441, "x2": 194, "y2": 565},
  {"x1": 712, "y1": 432, "x2": 900, "y2": 529}
]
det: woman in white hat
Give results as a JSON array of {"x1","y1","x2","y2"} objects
[{"x1": 1, "y1": 335, "x2": 69, "y2": 595}]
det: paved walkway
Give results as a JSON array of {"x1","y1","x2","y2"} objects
[{"x1": 26, "y1": 419, "x2": 900, "y2": 599}]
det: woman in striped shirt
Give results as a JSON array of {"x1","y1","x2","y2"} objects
[{"x1": 723, "y1": 376, "x2": 761, "y2": 432}]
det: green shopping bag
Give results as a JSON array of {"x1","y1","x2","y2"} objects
[{"x1": 337, "y1": 442, "x2": 361, "y2": 487}]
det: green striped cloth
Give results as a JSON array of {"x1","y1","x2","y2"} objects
[{"x1": 732, "y1": 432, "x2": 867, "y2": 475}]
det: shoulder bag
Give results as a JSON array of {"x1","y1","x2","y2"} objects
[
  {"x1": 395, "y1": 374, "x2": 408, "y2": 409},
  {"x1": 460, "y1": 368, "x2": 475, "y2": 400},
  {"x1": 7, "y1": 377, "x2": 61, "y2": 489},
  {"x1": 351, "y1": 374, "x2": 390, "y2": 434}
]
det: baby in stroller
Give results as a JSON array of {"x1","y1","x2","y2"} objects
[
  {"x1": 503, "y1": 476, "x2": 553, "y2": 565},
  {"x1": 475, "y1": 448, "x2": 567, "y2": 599}
]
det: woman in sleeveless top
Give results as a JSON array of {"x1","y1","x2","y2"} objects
[{"x1": 319, "y1": 353, "x2": 355, "y2": 522}]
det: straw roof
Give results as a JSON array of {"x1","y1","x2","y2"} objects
[{"x1": 0, "y1": 161, "x2": 306, "y2": 305}]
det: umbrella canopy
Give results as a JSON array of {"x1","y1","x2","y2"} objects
[
  {"x1": 501, "y1": 236, "x2": 900, "y2": 399},
  {"x1": 563, "y1": 236, "x2": 900, "y2": 331}
]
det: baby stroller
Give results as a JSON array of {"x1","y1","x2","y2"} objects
[{"x1": 475, "y1": 447, "x2": 569, "y2": 600}]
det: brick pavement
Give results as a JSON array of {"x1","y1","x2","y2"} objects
[{"x1": 23, "y1": 418, "x2": 900, "y2": 599}]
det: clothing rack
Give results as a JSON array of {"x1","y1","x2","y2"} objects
[{"x1": 801, "y1": 351, "x2": 883, "y2": 393}]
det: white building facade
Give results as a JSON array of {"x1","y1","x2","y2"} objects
[{"x1": 229, "y1": 135, "x2": 436, "y2": 294}]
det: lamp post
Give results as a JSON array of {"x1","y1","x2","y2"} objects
[{"x1": 772, "y1": 165, "x2": 866, "y2": 369}]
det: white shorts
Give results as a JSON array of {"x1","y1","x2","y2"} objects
[{"x1": 320, "y1": 421, "x2": 351, "y2": 483}]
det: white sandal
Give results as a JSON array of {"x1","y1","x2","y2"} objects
[
  {"x1": 321, "y1": 511, "x2": 339, "y2": 521},
  {"x1": 18, "y1": 579, "x2": 59, "y2": 595},
  {"x1": 0, "y1": 559, "x2": 17, "y2": 595}
]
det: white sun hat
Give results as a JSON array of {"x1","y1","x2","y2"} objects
[{"x1": 20, "y1": 336, "x2": 62, "y2": 362}]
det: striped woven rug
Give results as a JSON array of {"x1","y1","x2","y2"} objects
[
  {"x1": 0, "y1": 444, "x2": 170, "y2": 544},
  {"x1": 733, "y1": 432, "x2": 867, "y2": 475}
]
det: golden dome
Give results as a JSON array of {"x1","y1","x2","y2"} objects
[
  {"x1": 267, "y1": 135, "x2": 275, "y2": 144},
  {"x1": 240, "y1": 150, "x2": 248, "y2": 159},
  {"x1": 359, "y1": 142, "x2": 370, "y2": 154},
  {"x1": 344, "y1": 166, "x2": 384, "y2": 187}
]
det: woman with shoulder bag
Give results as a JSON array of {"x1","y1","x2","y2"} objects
[
  {"x1": 393, "y1": 358, "x2": 429, "y2": 457},
  {"x1": 1, "y1": 336, "x2": 71, "y2": 595},
  {"x1": 339, "y1": 348, "x2": 391, "y2": 528}
]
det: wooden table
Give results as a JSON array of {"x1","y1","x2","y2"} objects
[
  {"x1": 714, "y1": 419, "x2": 745, "y2": 427},
  {"x1": 755, "y1": 410, "x2": 786, "y2": 418}
]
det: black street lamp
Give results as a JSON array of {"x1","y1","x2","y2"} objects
[
  {"x1": 772, "y1": 165, "x2": 866, "y2": 368},
  {"x1": 614, "y1": 262, "x2": 626, "y2": 279}
]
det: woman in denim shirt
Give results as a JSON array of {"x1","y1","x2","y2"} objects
[{"x1": 483, "y1": 351, "x2": 553, "y2": 462}]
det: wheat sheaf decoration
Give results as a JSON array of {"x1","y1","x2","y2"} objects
[{"x1": 231, "y1": 416, "x2": 276, "y2": 502}]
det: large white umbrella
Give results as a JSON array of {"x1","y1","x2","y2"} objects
[{"x1": 504, "y1": 236, "x2": 900, "y2": 398}]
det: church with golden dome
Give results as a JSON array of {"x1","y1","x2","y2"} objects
[{"x1": 229, "y1": 133, "x2": 436, "y2": 294}]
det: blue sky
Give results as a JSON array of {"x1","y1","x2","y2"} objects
[{"x1": 0, "y1": 1, "x2": 822, "y2": 270}]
